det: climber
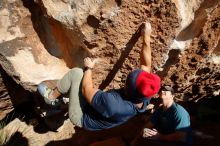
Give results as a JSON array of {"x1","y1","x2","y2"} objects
[
  {"x1": 131, "y1": 85, "x2": 192, "y2": 146},
  {"x1": 37, "y1": 21, "x2": 161, "y2": 130}
]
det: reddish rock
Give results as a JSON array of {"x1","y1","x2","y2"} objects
[{"x1": 0, "y1": 0, "x2": 219, "y2": 142}]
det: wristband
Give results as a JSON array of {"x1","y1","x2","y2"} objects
[{"x1": 84, "y1": 67, "x2": 93, "y2": 71}]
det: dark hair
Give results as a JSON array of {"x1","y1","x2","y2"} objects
[{"x1": 160, "y1": 85, "x2": 175, "y2": 95}]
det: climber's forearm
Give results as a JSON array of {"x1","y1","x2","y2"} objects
[
  {"x1": 140, "y1": 36, "x2": 151, "y2": 72},
  {"x1": 82, "y1": 69, "x2": 98, "y2": 104}
]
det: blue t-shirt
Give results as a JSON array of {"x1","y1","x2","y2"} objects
[
  {"x1": 83, "y1": 89, "x2": 150, "y2": 131},
  {"x1": 151, "y1": 103, "x2": 192, "y2": 145}
]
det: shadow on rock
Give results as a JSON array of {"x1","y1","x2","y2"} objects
[{"x1": 45, "y1": 114, "x2": 149, "y2": 146}]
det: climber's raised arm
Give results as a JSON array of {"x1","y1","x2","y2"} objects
[
  {"x1": 82, "y1": 58, "x2": 98, "y2": 104},
  {"x1": 140, "y1": 21, "x2": 152, "y2": 73}
]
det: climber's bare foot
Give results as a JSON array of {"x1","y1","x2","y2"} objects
[{"x1": 142, "y1": 21, "x2": 152, "y2": 42}]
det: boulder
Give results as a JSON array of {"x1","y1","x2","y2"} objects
[{"x1": 0, "y1": 0, "x2": 219, "y2": 124}]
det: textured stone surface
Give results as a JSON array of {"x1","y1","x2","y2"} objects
[
  {"x1": 0, "y1": 0, "x2": 219, "y2": 120},
  {"x1": 161, "y1": 1, "x2": 220, "y2": 101},
  {"x1": 0, "y1": 66, "x2": 31, "y2": 120},
  {"x1": 0, "y1": 0, "x2": 220, "y2": 144},
  {"x1": 34, "y1": 0, "x2": 219, "y2": 100},
  {"x1": 0, "y1": 0, "x2": 69, "y2": 91},
  {"x1": 0, "y1": 67, "x2": 13, "y2": 120},
  {"x1": 0, "y1": 0, "x2": 219, "y2": 97}
]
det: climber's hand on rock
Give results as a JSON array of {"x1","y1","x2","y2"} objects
[
  {"x1": 142, "y1": 21, "x2": 152, "y2": 37},
  {"x1": 143, "y1": 128, "x2": 159, "y2": 140},
  {"x1": 84, "y1": 57, "x2": 96, "y2": 69}
]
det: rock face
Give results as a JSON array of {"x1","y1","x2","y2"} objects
[
  {"x1": 0, "y1": 0, "x2": 70, "y2": 91},
  {"x1": 0, "y1": 67, "x2": 13, "y2": 120},
  {"x1": 0, "y1": 66, "x2": 31, "y2": 120},
  {"x1": 0, "y1": 0, "x2": 219, "y2": 119}
]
